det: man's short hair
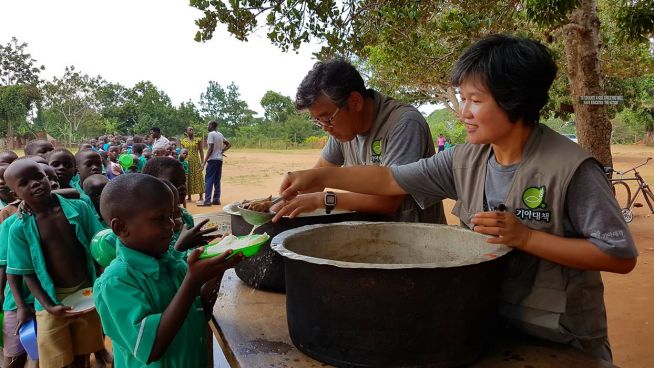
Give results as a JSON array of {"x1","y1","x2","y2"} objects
[
  {"x1": 450, "y1": 34, "x2": 557, "y2": 125},
  {"x1": 295, "y1": 58, "x2": 373, "y2": 110},
  {"x1": 151, "y1": 127, "x2": 161, "y2": 133}
]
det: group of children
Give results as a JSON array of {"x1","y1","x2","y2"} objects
[
  {"x1": 78, "y1": 135, "x2": 191, "y2": 203},
  {"x1": 0, "y1": 139, "x2": 240, "y2": 367}
]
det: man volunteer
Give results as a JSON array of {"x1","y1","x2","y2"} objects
[{"x1": 273, "y1": 59, "x2": 445, "y2": 224}]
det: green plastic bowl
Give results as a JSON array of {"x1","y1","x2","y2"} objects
[
  {"x1": 118, "y1": 153, "x2": 133, "y2": 169},
  {"x1": 200, "y1": 234, "x2": 269, "y2": 260},
  {"x1": 91, "y1": 229, "x2": 118, "y2": 267}
]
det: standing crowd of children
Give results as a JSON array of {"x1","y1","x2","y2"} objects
[{"x1": 0, "y1": 136, "x2": 240, "y2": 368}]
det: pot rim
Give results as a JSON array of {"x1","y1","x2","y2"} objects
[{"x1": 271, "y1": 222, "x2": 512, "y2": 269}]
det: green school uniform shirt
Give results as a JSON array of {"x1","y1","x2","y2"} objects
[
  {"x1": 6, "y1": 195, "x2": 103, "y2": 311},
  {"x1": 94, "y1": 241, "x2": 208, "y2": 367},
  {"x1": 69, "y1": 176, "x2": 97, "y2": 211},
  {"x1": 180, "y1": 208, "x2": 194, "y2": 229},
  {"x1": 137, "y1": 156, "x2": 147, "y2": 173},
  {"x1": 70, "y1": 173, "x2": 81, "y2": 191},
  {"x1": 0, "y1": 215, "x2": 34, "y2": 311},
  {"x1": 181, "y1": 160, "x2": 189, "y2": 176}
]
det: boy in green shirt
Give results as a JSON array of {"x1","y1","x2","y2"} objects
[
  {"x1": 4, "y1": 159, "x2": 106, "y2": 368},
  {"x1": 94, "y1": 174, "x2": 242, "y2": 367},
  {"x1": 0, "y1": 214, "x2": 36, "y2": 368}
]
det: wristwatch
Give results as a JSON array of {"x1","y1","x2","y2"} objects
[{"x1": 324, "y1": 191, "x2": 336, "y2": 214}]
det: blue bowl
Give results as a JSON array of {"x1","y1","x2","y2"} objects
[{"x1": 19, "y1": 319, "x2": 38, "y2": 360}]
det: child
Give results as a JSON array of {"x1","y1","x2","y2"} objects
[
  {"x1": 153, "y1": 146, "x2": 168, "y2": 157},
  {"x1": 0, "y1": 165, "x2": 17, "y2": 209},
  {"x1": 48, "y1": 149, "x2": 95, "y2": 210},
  {"x1": 74, "y1": 149, "x2": 103, "y2": 186},
  {"x1": 0, "y1": 151, "x2": 18, "y2": 165},
  {"x1": 107, "y1": 145, "x2": 123, "y2": 179},
  {"x1": 143, "y1": 157, "x2": 191, "y2": 227},
  {"x1": 278, "y1": 34, "x2": 638, "y2": 362},
  {"x1": 132, "y1": 143, "x2": 147, "y2": 173},
  {"x1": 127, "y1": 155, "x2": 139, "y2": 174},
  {"x1": 0, "y1": 207, "x2": 36, "y2": 368},
  {"x1": 179, "y1": 148, "x2": 189, "y2": 177},
  {"x1": 4, "y1": 159, "x2": 106, "y2": 368},
  {"x1": 93, "y1": 174, "x2": 242, "y2": 366},
  {"x1": 82, "y1": 174, "x2": 110, "y2": 227},
  {"x1": 24, "y1": 140, "x2": 54, "y2": 158}
]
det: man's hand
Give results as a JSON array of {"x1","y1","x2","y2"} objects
[
  {"x1": 271, "y1": 193, "x2": 323, "y2": 222},
  {"x1": 174, "y1": 219, "x2": 220, "y2": 252},
  {"x1": 186, "y1": 247, "x2": 244, "y2": 290},
  {"x1": 279, "y1": 170, "x2": 325, "y2": 201},
  {"x1": 470, "y1": 211, "x2": 533, "y2": 249}
]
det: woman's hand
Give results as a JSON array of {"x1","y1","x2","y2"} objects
[
  {"x1": 271, "y1": 193, "x2": 323, "y2": 222},
  {"x1": 470, "y1": 211, "x2": 533, "y2": 249}
]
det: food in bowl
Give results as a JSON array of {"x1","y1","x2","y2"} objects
[{"x1": 241, "y1": 196, "x2": 274, "y2": 213}]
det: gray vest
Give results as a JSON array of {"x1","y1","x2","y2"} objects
[
  {"x1": 452, "y1": 125, "x2": 608, "y2": 345},
  {"x1": 341, "y1": 91, "x2": 445, "y2": 224}
]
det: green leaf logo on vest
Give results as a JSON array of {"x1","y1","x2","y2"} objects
[
  {"x1": 371, "y1": 139, "x2": 383, "y2": 155},
  {"x1": 522, "y1": 186, "x2": 547, "y2": 209}
]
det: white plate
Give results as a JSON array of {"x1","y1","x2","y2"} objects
[{"x1": 61, "y1": 287, "x2": 95, "y2": 314}]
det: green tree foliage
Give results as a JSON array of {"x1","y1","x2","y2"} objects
[
  {"x1": 0, "y1": 84, "x2": 40, "y2": 137},
  {"x1": 0, "y1": 37, "x2": 45, "y2": 86},
  {"x1": 190, "y1": 0, "x2": 654, "y2": 163},
  {"x1": 0, "y1": 37, "x2": 44, "y2": 142},
  {"x1": 425, "y1": 109, "x2": 467, "y2": 144},
  {"x1": 199, "y1": 81, "x2": 256, "y2": 137},
  {"x1": 40, "y1": 66, "x2": 104, "y2": 145},
  {"x1": 260, "y1": 90, "x2": 296, "y2": 123}
]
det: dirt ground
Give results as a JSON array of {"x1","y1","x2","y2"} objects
[{"x1": 186, "y1": 145, "x2": 654, "y2": 367}]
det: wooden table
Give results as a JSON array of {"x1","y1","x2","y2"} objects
[{"x1": 212, "y1": 270, "x2": 613, "y2": 368}]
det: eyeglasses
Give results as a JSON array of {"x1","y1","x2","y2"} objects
[{"x1": 311, "y1": 107, "x2": 340, "y2": 128}]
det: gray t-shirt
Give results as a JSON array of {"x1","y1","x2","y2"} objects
[
  {"x1": 321, "y1": 110, "x2": 432, "y2": 166},
  {"x1": 391, "y1": 150, "x2": 638, "y2": 259},
  {"x1": 207, "y1": 131, "x2": 225, "y2": 161}
]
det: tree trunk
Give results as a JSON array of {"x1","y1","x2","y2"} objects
[
  {"x1": 562, "y1": 0, "x2": 613, "y2": 167},
  {"x1": 645, "y1": 126, "x2": 654, "y2": 146}
]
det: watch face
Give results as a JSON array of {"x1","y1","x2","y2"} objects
[{"x1": 326, "y1": 194, "x2": 336, "y2": 205}]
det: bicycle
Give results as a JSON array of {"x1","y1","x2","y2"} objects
[{"x1": 605, "y1": 157, "x2": 654, "y2": 223}]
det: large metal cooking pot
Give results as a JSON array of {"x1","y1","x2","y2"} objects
[
  {"x1": 224, "y1": 202, "x2": 382, "y2": 292},
  {"x1": 271, "y1": 222, "x2": 512, "y2": 368}
]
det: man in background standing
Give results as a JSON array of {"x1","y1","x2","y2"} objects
[
  {"x1": 151, "y1": 127, "x2": 169, "y2": 151},
  {"x1": 199, "y1": 121, "x2": 231, "y2": 206}
]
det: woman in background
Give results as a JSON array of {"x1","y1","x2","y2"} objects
[{"x1": 181, "y1": 125, "x2": 205, "y2": 203}]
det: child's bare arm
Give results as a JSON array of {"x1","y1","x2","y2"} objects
[
  {"x1": 148, "y1": 248, "x2": 243, "y2": 363},
  {"x1": 24, "y1": 274, "x2": 72, "y2": 316},
  {"x1": 8, "y1": 274, "x2": 34, "y2": 333}
]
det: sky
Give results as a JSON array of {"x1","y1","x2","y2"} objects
[{"x1": 0, "y1": 0, "x2": 323, "y2": 116}]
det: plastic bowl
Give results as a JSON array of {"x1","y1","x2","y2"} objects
[
  {"x1": 91, "y1": 229, "x2": 118, "y2": 267},
  {"x1": 200, "y1": 234, "x2": 269, "y2": 260},
  {"x1": 19, "y1": 319, "x2": 38, "y2": 360},
  {"x1": 118, "y1": 153, "x2": 134, "y2": 169}
]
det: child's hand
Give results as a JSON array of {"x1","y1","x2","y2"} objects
[
  {"x1": 186, "y1": 247, "x2": 244, "y2": 289},
  {"x1": 45, "y1": 304, "x2": 73, "y2": 317},
  {"x1": 470, "y1": 211, "x2": 533, "y2": 249},
  {"x1": 174, "y1": 219, "x2": 221, "y2": 252},
  {"x1": 14, "y1": 306, "x2": 35, "y2": 335}
]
